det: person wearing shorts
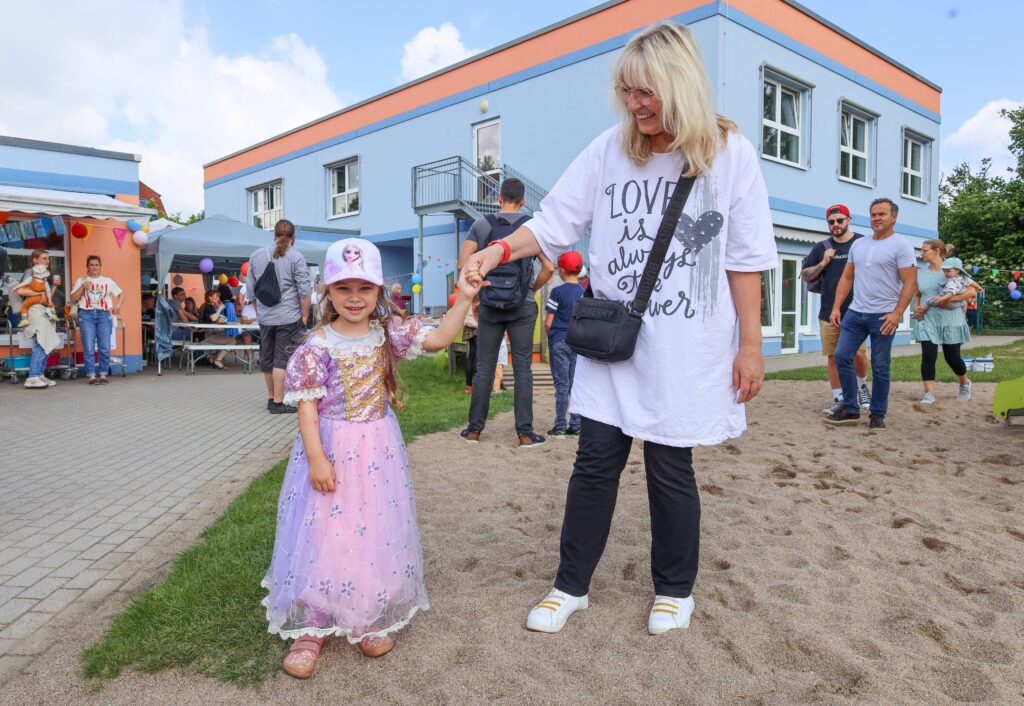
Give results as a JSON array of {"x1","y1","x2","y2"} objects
[
  {"x1": 801, "y1": 204, "x2": 870, "y2": 415},
  {"x1": 246, "y1": 219, "x2": 312, "y2": 414}
]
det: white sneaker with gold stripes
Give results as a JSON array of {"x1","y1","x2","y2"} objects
[
  {"x1": 647, "y1": 595, "x2": 694, "y2": 635},
  {"x1": 525, "y1": 588, "x2": 588, "y2": 633}
]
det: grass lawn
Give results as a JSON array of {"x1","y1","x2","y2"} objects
[
  {"x1": 80, "y1": 356, "x2": 512, "y2": 686},
  {"x1": 765, "y1": 339, "x2": 1024, "y2": 383}
]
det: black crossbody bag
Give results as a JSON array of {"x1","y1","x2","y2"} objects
[{"x1": 565, "y1": 172, "x2": 696, "y2": 363}]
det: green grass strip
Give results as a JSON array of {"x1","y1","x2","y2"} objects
[
  {"x1": 81, "y1": 356, "x2": 514, "y2": 686},
  {"x1": 765, "y1": 340, "x2": 1024, "y2": 383}
]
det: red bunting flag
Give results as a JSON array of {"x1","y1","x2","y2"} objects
[
  {"x1": 1014, "y1": 271, "x2": 1021, "y2": 280},
  {"x1": 113, "y1": 227, "x2": 128, "y2": 248}
]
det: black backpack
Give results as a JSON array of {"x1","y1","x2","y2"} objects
[
  {"x1": 478, "y1": 214, "x2": 532, "y2": 310},
  {"x1": 254, "y1": 248, "x2": 282, "y2": 307}
]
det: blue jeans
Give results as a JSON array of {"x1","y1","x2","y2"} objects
[
  {"x1": 29, "y1": 337, "x2": 48, "y2": 377},
  {"x1": 835, "y1": 309, "x2": 895, "y2": 417},
  {"x1": 79, "y1": 309, "x2": 113, "y2": 377},
  {"x1": 549, "y1": 339, "x2": 581, "y2": 431}
]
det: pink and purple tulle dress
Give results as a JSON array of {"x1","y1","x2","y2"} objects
[{"x1": 262, "y1": 317, "x2": 430, "y2": 643}]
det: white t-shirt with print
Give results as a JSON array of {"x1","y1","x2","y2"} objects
[
  {"x1": 527, "y1": 127, "x2": 777, "y2": 447},
  {"x1": 73, "y1": 276, "x2": 122, "y2": 311}
]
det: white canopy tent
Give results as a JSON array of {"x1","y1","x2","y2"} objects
[{"x1": 142, "y1": 214, "x2": 331, "y2": 285}]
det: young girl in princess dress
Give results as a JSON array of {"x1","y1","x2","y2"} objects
[{"x1": 263, "y1": 238, "x2": 479, "y2": 678}]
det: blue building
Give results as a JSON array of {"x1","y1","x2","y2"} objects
[{"x1": 204, "y1": 0, "x2": 940, "y2": 355}]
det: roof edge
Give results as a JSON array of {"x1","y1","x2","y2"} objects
[
  {"x1": 779, "y1": 0, "x2": 941, "y2": 92},
  {"x1": 203, "y1": 0, "x2": 626, "y2": 168},
  {"x1": 0, "y1": 135, "x2": 142, "y2": 162}
]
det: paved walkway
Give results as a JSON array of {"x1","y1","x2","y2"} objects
[
  {"x1": 0, "y1": 368, "x2": 296, "y2": 681},
  {"x1": 764, "y1": 334, "x2": 1021, "y2": 373}
]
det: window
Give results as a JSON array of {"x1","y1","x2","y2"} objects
[
  {"x1": 328, "y1": 159, "x2": 360, "y2": 217},
  {"x1": 902, "y1": 133, "x2": 927, "y2": 200},
  {"x1": 839, "y1": 106, "x2": 872, "y2": 184},
  {"x1": 762, "y1": 75, "x2": 804, "y2": 165},
  {"x1": 250, "y1": 181, "x2": 282, "y2": 230},
  {"x1": 760, "y1": 268, "x2": 776, "y2": 329}
]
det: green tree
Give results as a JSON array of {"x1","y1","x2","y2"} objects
[
  {"x1": 160, "y1": 210, "x2": 205, "y2": 226},
  {"x1": 939, "y1": 108, "x2": 1024, "y2": 276}
]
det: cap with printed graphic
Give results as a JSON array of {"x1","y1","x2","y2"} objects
[{"x1": 324, "y1": 238, "x2": 384, "y2": 286}]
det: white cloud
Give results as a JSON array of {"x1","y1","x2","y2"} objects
[
  {"x1": 0, "y1": 1, "x2": 342, "y2": 214},
  {"x1": 400, "y1": 23, "x2": 480, "y2": 82},
  {"x1": 943, "y1": 98, "x2": 1022, "y2": 177}
]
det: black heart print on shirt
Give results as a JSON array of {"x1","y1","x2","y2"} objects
[{"x1": 674, "y1": 211, "x2": 724, "y2": 255}]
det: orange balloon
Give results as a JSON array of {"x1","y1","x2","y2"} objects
[{"x1": 240, "y1": 261, "x2": 250, "y2": 276}]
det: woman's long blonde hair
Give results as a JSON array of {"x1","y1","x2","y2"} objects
[
  {"x1": 612, "y1": 22, "x2": 736, "y2": 174},
  {"x1": 315, "y1": 285, "x2": 407, "y2": 409}
]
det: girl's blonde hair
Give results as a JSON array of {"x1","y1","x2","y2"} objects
[
  {"x1": 315, "y1": 284, "x2": 407, "y2": 409},
  {"x1": 612, "y1": 22, "x2": 736, "y2": 174},
  {"x1": 922, "y1": 238, "x2": 955, "y2": 258}
]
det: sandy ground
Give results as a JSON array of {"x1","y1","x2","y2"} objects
[{"x1": 3, "y1": 381, "x2": 1023, "y2": 705}]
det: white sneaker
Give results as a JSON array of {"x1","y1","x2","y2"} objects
[
  {"x1": 525, "y1": 588, "x2": 588, "y2": 633},
  {"x1": 857, "y1": 384, "x2": 871, "y2": 409},
  {"x1": 23, "y1": 376, "x2": 48, "y2": 389},
  {"x1": 647, "y1": 595, "x2": 695, "y2": 635},
  {"x1": 44, "y1": 376, "x2": 56, "y2": 387},
  {"x1": 821, "y1": 398, "x2": 843, "y2": 415},
  {"x1": 957, "y1": 380, "x2": 972, "y2": 401},
  {"x1": 919, "y1": 392, "x2": 935, "y2": 405}
]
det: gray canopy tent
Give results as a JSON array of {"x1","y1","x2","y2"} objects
[{"x1": 142, "y1": 214, "x2": 331, "y2": 285}]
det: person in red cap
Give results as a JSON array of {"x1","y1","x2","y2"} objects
[
  {"x1": 801, "y1": 204, "x2": 870, "y2": 415},
  {"x1": 544, "y1": 251, "x2": 586, "y2": 437}
]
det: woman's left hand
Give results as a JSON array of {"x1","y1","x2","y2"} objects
[{"x1": 732, "y1": 345, "x2": 764, "y2": 404}]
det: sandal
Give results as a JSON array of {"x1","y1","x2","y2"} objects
[
  {"x1": 87, "y1": 376, "x2": 98, "y2": 385},
  {"x1": 98, "y1": 376, "x2": 109, "y2": 385},
  {"x1": 358, "y1": 634, "x2": 395, "y2": 658},
  {"x1": 282, "y1": 635, "x2": 325, "y2": 678}
]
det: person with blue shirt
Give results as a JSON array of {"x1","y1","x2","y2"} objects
[{"x1": 544, "y1": 251, "x2": 586, "y2": 438}]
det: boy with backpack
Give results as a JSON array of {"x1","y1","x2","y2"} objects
[
  {"x1": 544, "y1": 251, "x2": 585, "y2": 438},
  {"x1": 457, "y1": 178, "x2": 554, "y2": 447}
]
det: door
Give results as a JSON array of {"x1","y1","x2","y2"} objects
[{"x1": 473, "y1": 119, "x2": 500, "y2": 204}]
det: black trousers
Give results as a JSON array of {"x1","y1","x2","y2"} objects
[
  {"x1": 920, "y1": 341, "x2": 967, "y2": 380},
  {"x1": 464, "y1": 336, "x2": 478, "y2": 387},
  {"x1": 554, "y1": 416, "x2": 700, "y2": 598}
]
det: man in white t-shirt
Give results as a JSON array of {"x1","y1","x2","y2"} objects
[{"x1": 825, "y1": 198, "x2": 917, "y2": 430}]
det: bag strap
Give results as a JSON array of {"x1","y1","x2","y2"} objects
[{"x1": 628, "y1": 172, "x2": 697, "y2": 317}]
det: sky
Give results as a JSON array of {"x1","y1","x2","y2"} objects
[{"x1": 0, "y1": 0, "x2": 1019, "y2": 214}]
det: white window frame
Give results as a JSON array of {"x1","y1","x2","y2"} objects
[
  {"x1": 760, "y1": 69, "x2": 810, "y2": 168},
  {"x1": 249, "y1": 180, "x2": 283, "y2": 231},
  {"x1": 901, "y1": 131, "x2": 929, "y2": 202},
  {"x1": 760, "y1": 267, "x2": 777, "y2": 335},
  {"x1": 778, "y1": 255, "x2": 802, "y2": 353},
  {"x1": 326, "y1": 158, "x2": 360, "y2": 219},
  {"x1": 838, "y1": 103, "x2": 874, "y2": 186}
]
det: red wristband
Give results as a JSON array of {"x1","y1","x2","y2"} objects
[{"x1": 493, "y1": 239, "x2": 511, "y2": 265}]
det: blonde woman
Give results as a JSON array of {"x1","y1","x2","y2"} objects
[{"x1": 463, "y1": 22, "x2": 776, "y2": 635}]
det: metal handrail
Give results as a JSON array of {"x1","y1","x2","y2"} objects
[{"x1": 412, "y1": 155, "x2": 546, "y2": 216}]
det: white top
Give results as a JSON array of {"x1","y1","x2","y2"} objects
[
  {"x1": 239, "y1": 283, "x2": 257, "y2": 321},
  {"x1": 848, "y1": 235, "x2": 917, "y2": 313},
  {"x1": 527, "y1": 127, "x2": 777, "y2": 447},
  {"x1": 73, "y1": 275, "x2": 122, "y2": 311}
]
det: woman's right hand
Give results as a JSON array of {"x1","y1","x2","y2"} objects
[
  {"x1": 913, "y1": 305, "x2": 924, "y2": 319},
  {"x1": 309, "y1": 455, "x2": 336, "y2": 493}
]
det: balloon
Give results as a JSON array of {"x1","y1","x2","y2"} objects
[
  {"x1": 448, "y1": 293, "x2": 458, "y2": 307},
  {"x1": 172, "y1": 274, "x2": 184, "y2": 286},
  {"x1": 132, "y1": 231, "x2": 148, "y2": 246},
  {"x1": 411, "y1": 283, "x2": 422, "y2": 294},
  {"x1": 1010, "y1": 282, "x2": 1018, "y2": 292},
  {"x1": 411, "y1": 273, "x2": 422, "y2": 285},
  {"x1": 217, "y1": 273, "x2": 228, "y2": 284},
  {"x1": 71, "y1": 222, "x2": 88, "y2": 239},
  {"x1": 240, "y1": 262, "x2": 249, "y2": 276},
  {"x1": 199, "y1": 257, "x2": 214, "y2": 273},
  {"x1": 126, "y1": 219, "x2": 141, "y2": 232},
  {"x1": 228, "y1": 276, "x2": 239, "y2": 287},
  {"x1": 1011, "y1": 289, "x2": 1022, "y2": 300},
  {"x1": 142, "y1": 224, "x2": 150, "y2": 233}
]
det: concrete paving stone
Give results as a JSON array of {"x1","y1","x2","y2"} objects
[
  {"x1": 76, "y1": 542, "x2": 118, "y2": 561},
  {"x1": 49, "y1": 528, "x2": 88, "y2": 544},
  {"x1": 49, "y1": 559, "x2": 96, "y2": 578},
  {"x1": 62, "y1": 568, "x2": 107, "y2": 590},
  {"x1": 0, "y1": 611, "x2": 52, "y2": 640},
  {"x1": 0, "y1": 599, "x2": 36, "y2": 624},
  {"x1": 2, "y1": 567, "x2": 50, "y2": 588},
  {"x1": 63, "y1": 535, "x2": 99, "y2": 553},
  {"x1": 115, "y1": 537, "x2": 150, "y2": 554},
  {"x1": 33, "y1": 588, "x2": 82, "y2": 614},
  {"x1": 17, "y1": 577, "x2": 67, "y2": 600},
  {"x1": 72, "y1": 515, "x2": 107, "y2": 531},
  {"x1": 103, "y1": 529, "x2": 135, "y2": 546},
  {"x1": 0, "y1": 557, "x2": 35, "y2": 577},
  {"x1": 78, "y1": 579, "x2": 122, "y2": 606},
  {"x1": 35, "y1": 550, "x2": 79, "y2": 569},
  {"x1": 20, "y1": 543, "x2": 62, "y2": 560},
  {"x1": 118, "y1": 517, "x2": 151, "y2": 532},
  {"x1": 11, "y1": 533, "x2": 57, "y2": 551},
  {"x1": 89, "y1": 551, "x2": 132, "y2": 571}
]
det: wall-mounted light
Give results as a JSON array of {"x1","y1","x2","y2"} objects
[{"x1": 480, "y1": 99, "x2": 489, "y2": 113}]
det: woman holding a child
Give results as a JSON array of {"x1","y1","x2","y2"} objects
[
  {"x1": 913, "y1": 239, "x2": 979, "y2": 404},
  {"x1": 463, "y1": 22, "x2": 776, "y2": 636}
]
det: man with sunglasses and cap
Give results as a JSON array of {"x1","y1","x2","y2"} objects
[{"x1": 801, "y1": 204, "x2": 870, "y2": 415}]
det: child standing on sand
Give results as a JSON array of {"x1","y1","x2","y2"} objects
[{"x1": 262, "y1": 238, "x2": 479, "y2": 678}]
